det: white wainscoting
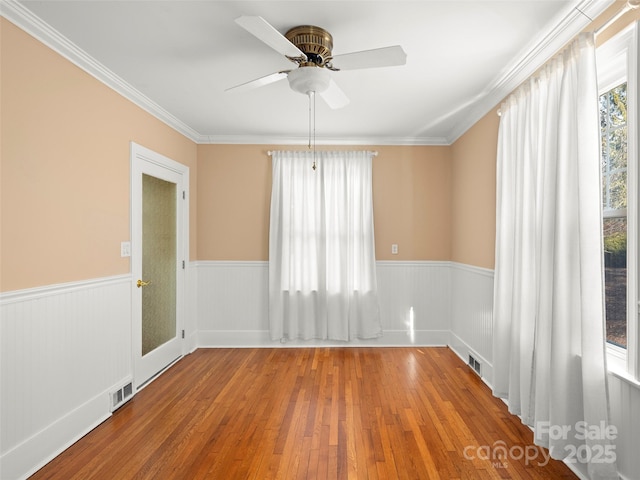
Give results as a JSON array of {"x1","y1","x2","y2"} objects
[
  {"x1": 196, "y1": 261, "x2": 270, "y2": 346},
  {"x1": 449, "y1": 262, "x2": 495, "y2": 386},
  {"x1": 184, "y1": 263, "x2": 199, "y2": 353},
  {"x1": 376, "y1": 261, "x2": 450, "y2": 345},
  {"x1": 196, "y1": 261, "x2": 451, "y2": 347},
  {"x1": 0, "y1": 275, "x2": 132, "y2": 480},
  {"x1": 607, "y1": 373, "x2": 640, "y2": 480},
  {"x1": 0, "y1": 261, "x2": 496, "y2": 479},
  {"x1": 8, "y1": 261, "x2": 640, "y2": 480}
]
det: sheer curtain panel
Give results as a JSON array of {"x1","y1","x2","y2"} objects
[
  {"x1": 493, "y1": 33, "x2": 617, "y2": 479},
  {"x1": 269, "y1": 150, "x2": 381, "y2": 341}
]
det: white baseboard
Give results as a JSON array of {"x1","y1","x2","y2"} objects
[
  {"x1": 185, "y1": 331, "x2": 199, "y2": 354},
  {"x1": 197, "y1": 329, "x2": 451, "y2": 348},
  {"x1": 1, "y1": 388, "x2": 112, "y2": 480},
  {"x1": 449, "y1": 331, "x2": 494, "y2": 388}
]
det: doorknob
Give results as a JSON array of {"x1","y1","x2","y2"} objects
[{"x1": 137, "y1": 279, "x2": 151, "y2": 288}]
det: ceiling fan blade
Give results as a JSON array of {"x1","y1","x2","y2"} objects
[
  {"x1": 235, "y1": 16, "x2": 307, "y2": 60},
  {"x1": 226, "y1": 71, "x2": 289, "y2": 92},
  {"x1": 319, "y1": 79, "x2": 349, "y2": 109},
  {"x1": 330, "y1": 45, "x2": 407, "y2": 70}
]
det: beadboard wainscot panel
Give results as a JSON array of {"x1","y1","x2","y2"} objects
[
  {"x1": 184, "y1": 262, "x2": 199, "y2": 353},
  {"x1": 375, "y1": 261, "x2": 450, "y2": 345},
  {"x1": 449, "y1": 262, "x2": 495, "y2": 386},
  {"x1": 196, "y1": 261, "x2": 450, "y2": 347},
  {"x1": 607, "y1": 372, "x2": 640, "y2": 480},
  {"x1": 196, "y1": 261, "x2": 270, "y2": 347},
  {"x1": 0, "y1": 275, "x2": 132, "y2": 480}
]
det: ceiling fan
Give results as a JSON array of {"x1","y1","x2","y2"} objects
[{"x1": 227, "y1": 16, "x2": 407, "y2": 109}]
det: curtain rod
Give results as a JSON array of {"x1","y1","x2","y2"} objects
[
  {"x1": 595, "y1": 0, "x2": 639, "y2": 36},
  {"x1": 267, "y1": 150, "x2": 379, "y2": 156}
]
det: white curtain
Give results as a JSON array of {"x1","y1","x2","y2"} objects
[
  {"x1": 493, "y1": 33, "x2": 617, "y2": 479},
  {"x1": 269, "y1": 150, "x2": 382, "y2": 341}
]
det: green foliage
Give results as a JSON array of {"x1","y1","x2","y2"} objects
[
  {"x1": 604, "y1": 231, "x2": 627, "y2": 268},
  {"x1": 600, "y1": 83, "x2": 628, "y2": 211}
]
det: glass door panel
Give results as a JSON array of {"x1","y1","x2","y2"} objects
[{"x1": 142, "y1": 174, "x2": 177, "y2": 356}]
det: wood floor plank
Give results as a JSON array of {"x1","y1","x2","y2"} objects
[{"x1": 29, "y1": 347, "x2": 578, "y2": 480}]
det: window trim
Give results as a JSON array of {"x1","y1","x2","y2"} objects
[{"x1": 596, "y1": 21, "x2": 639, "y2": 381}]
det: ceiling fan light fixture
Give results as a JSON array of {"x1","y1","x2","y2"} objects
[{"x1": 287, "y1": 66, "x2": 331, "y2": 95}]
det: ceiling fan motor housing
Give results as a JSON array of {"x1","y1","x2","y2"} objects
[{"x1": 285, "y1": 25, "x2": 333, "y2": 66}]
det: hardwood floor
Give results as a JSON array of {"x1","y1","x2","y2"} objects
[{"x1": 30, "y1": 348, "x2": 577, "y2": 479}]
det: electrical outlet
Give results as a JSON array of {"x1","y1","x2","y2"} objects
[{"x1": 391, "y1": 244, "x2": 398, "y2": 255}]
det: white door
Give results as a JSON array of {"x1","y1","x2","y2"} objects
[{"x1": 131, "y1": 143, "x2": 189, "y2": 390}]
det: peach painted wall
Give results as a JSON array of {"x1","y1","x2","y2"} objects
[
  {"x1": 592, "y1": 1, "x2": 640, "y2": 46},
  {"x1": 373, "y1": 145, "x2": 451, "y2": 261},
  {"x1": 197, "y1": 144, "x2": 451, "y2": 262},
  {"x1": 8, "y1": 2, "x2": 636, "y2": 291},
  {"x1": 197, "y1": 144, "x2": 272, "y2": 261},
  {"x1": 1, "y1": 19, "x2": 198, "y2": 292},
  {"x1": 447, "y1": 4, "x2": 640, "y2": 272},
  {"x1": 450, "y1": 108, "x2": 499, "y2": 269}
]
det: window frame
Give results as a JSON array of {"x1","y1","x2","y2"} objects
[{"x1": 596, "y1": 21, "x2": 639, "y2": 381}]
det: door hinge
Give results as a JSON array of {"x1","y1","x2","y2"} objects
[
  {"x1": 182, "y1": 191, "x2": 186, "y2": 200},
  {"x1": 182, "y1": 260, "x2": 185, "y2": 269},
  {"x1": 181, "y1": 329, "x2": 185, "y2": 339}
]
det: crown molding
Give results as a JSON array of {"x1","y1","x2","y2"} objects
[
  {"x1": 1, "y1": 0, "x2": 616, "y2": 147},
  {"x1": 0, "y1": 0, "x2": 448, "y2": 148},
  {"x1": 446, "y1": 0, "x2": 616, "y2": 144},
  {"x1": 195, "y1": 134, "x2": 450, "y2": 146},
  {"x1": 1, "y1": 0, "x2": 202, "y2": 143}
]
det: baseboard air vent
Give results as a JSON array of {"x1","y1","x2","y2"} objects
[
  {"x1": 468, "y1": 354, "x2": 482, "y2": 377},
  {"x1": 110, "y1": 382, "x2": 133, "y2": 412}
]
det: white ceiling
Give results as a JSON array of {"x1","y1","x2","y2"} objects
[{"x1": 5, "y1": 1, "x2": 615, "y2": 145}]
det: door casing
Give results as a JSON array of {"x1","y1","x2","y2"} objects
[{"x1": 130, "y1": 142, "x2": 189, "y2": 391}]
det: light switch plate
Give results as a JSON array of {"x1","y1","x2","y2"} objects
[
  {"x1": 391, "y1": 244, "x2": 398, "y2": 255},
  {"x1": 121, "y1": 241, "x2": 131, "y2": 257}
]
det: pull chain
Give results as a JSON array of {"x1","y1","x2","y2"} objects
[
  {"x1": 312, "y1": 91, "x2": 317, "y2": 171},
  {"x1": 308, "y1": 91, "x2": 312, "y2": 151},
  {"x1": 308, "y1": 91, "x2": 317, "y2": 171}
]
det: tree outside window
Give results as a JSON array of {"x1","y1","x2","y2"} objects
[{"x1": 600, "y1": 82, "x2": 628, "y2": 348}]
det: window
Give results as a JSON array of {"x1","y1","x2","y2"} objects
[
  {"x1": 600, "y1": 82, "x2": 628, "y2": 349},
  {"x1": 596, "y1": 22, "x2": 639, "y2": 380},
  {"x1": 268, "y1": 150, "x2": 382, "y2": 341}
]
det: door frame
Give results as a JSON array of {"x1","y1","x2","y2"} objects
[{"x1": 130, "y1": 142, "x2": 189, "y2": 391}]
